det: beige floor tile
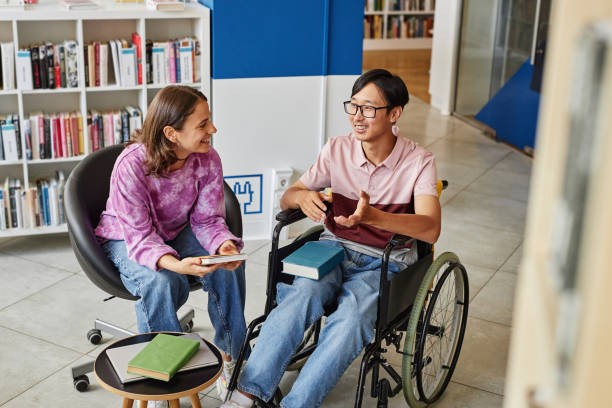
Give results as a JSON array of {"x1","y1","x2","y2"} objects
[
  {"x1": 428, "y1": 381, "x2": 504, "y2": 408},
  {"x1": 492, "y1": 150, "x2": 533, "y2": 175},
  {"x1": 451, "y1": 317, "x2": 511, "y2": 395},
  {"x1": 0, "y1": 253, "x2": 72, "y2": 310},
  {"x1": 442, "y1": 191, "x2": 527, "y2": 236},
  {"x1": 463, "y1": 263, "x2": 498, "y2": 302},
  {"x1": 426, "y1": 139, "x2": 512, "y2": 169},
  {"x1": 500, "y1": 244, "x2": 523, "y2": 274},
  {"x1": 469, "y1": 271, "x2": 517, "y2": 327},
  {"x1": 466, "y1": 168, "x2": 531, "y2": 203},
  {"x1": 435, "y1": 216, "x2": 523, "y2": 270},
  {"x1": 0, "y1": 233, "x2": 82, "y2": 273},
  {"x1": 0, "y1": 326, "x2": 81, "y2": 405},
  {"x1": 0, "y1": 274, "x2": 135, "y2": 354}
]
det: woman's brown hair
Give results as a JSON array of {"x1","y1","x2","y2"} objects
[{"x1": 130, "y1": 85, "x2": 208, "y2": 177}]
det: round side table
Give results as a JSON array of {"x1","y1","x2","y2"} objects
[{"x1": 94, "y1": 332, "x2": 222, "y2": 408}]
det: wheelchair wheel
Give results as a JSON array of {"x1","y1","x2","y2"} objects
[{"x1": 402, "y1": 252, "x2": 469, "y2": 407}]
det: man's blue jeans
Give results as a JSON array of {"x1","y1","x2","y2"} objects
[
  {"x1": 238, "y1": 240, "x2": 405, "y2": 408},
  {"x1": 101, "y1": 225, "x2": 247, "y2": 359}
]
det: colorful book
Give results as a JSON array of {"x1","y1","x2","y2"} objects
[
  {"x1": 127, "y1": 333, "x2": 200, "y2": 382},
  {"x1": 281, "y1": 241, "x2": 344, "y2": 280}
]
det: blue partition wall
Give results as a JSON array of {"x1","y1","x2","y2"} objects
[{"x1": 205, "y1": 1, "x2": 364, "y2": 239}]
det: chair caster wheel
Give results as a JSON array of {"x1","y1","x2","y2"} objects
[
  {"x1": 183, "y1": 320, "x2": 194, "y2": 333},
  {"x1": 87, "y1": 329, "x2": 102, "y2": 345},
  {"x1": 74, "y1": 375, "x2": 89, "y2": 392}
]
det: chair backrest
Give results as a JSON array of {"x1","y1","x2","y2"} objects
[{"x1": 65, "y1": 144, "x2": 242, "y2": 300}]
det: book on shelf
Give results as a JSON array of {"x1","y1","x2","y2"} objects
[
  {"x1": 25, "y1": 111, "x2": 83, "y2": 160},
  {"x1": 107, "y1": 333, "x2": 218, "y2": 384},
  {"x1": 132, "y1": 32, "x2": 143, "y2": 85},
  {"x1": 87, "y1": 105, "x2": 141, "y2": 152},
  {"x1": 61, "y1": 0, "x2": 99, "y2": 10},
  {"x1": 281, "y1": 241, "x2": 345, "y2": 280},
  {"x1": 16, "y1": 41, "x2": 78, "y2": 90},
  {"x1": 150, "y1": 37, "x2": 199, "y2": 85},
  {"x1": 146, "y1": 0, "x2": 185, "y2": 11},
  {"x1": 127, "y1": 333, "x2": 200, "y2": 382},
  {"x1": 1, "y1": 42, "x2": 16, "y2": 90},
  {"x1": 16, "y1": 49, "x2": 33, "y2": 90},
  {"x1": 0, "y1": 114, "x2": 22, "y2": 161}
]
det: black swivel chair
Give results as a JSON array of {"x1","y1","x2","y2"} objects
[{"x1": 65, "y1": 144, "x2": 243, "y2": 391}]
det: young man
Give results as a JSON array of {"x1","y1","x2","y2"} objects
[{"x1": 222, "y1": 69, "x2": 441, "y2": 408}]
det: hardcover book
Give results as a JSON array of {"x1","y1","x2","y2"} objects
[
  {"x1": 281, "y1": 241, "x2": 344, "y2": 280},
  {"x1": 127, "y1": 333, "x2": 200, "y2": 382}
]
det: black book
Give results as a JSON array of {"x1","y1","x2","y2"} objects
[
  {"x1": 97, "y1": 114, "x2": 103, "y2": 149},
  {"x1": 8, "y1": 180, "x2": 17, "y2": 228},
  {"x1": 58, "y1": 44, "x2": 66, "y2": 88},
  {"x1": 0, "y1": 117, "x2": 5, "y2": 161},
  {"x1": 46, "y1": 44, "x2": 55, "y2": 89},
  {"x1": 145, "y1": 40, "x2": 153, "y2": 84},
  {"x1": 31, "y1": 46, "x2": 41, "y2": 89},
  {"x1": 39, "y1": 45, "x2": 48, "y2": 89},
  {"x1": 43, "y1": 116, "x2": 51, "y2": 159},
  {"x1": 12, "y1": 114, "x2": 21, "y2": 160},
  {"x1": 83, "y1": 45, "x2": 89, "y2": 87},
  {"x1": 121, "y1": 109, "x2": 129, "y2": 143}
]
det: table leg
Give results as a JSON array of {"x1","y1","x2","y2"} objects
[
  {"x1": 169, "y1": 399, "x2": 180, "y2": 408},
  {"x1": 189, "y1": 393, "x2": 202, "y2": 408},
  {"x1": 122, "y1": 398, "x2": 134, "y2": 408},
  {"x1": 139, "y1": 400, "x2": 148, "y2": 408}
]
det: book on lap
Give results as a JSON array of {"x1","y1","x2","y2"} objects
[
  {"x1": 281, "y1": 241, "x2": 344, "y2": 280},
  {"x1": 125, "y1": 333, "x2": 199, "y2": 382}
]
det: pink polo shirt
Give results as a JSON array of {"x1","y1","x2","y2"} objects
[{"x1": 300, "y1": 127, "x2": 437, "y2": 259}]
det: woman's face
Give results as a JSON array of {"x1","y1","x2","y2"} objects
[{"x1": 172, "y1": 99, "x2": 217, "y2": 157}]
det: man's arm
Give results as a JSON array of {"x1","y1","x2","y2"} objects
[
  {"x1": 280, "y1": 180, "x2": 331, "y2": 223},
  {"x1": 334, "y1": 192, "x2": 441, "y2": 244}
]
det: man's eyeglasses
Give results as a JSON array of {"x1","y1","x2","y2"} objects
[{"x1": 343, "y1": 101, "x2": 389, "y2": 118}]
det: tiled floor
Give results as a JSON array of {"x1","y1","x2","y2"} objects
[{"x1": 0, "y1": 97, "x2": 529, "y2": 407}]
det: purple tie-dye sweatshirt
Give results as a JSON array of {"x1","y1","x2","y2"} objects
[{"x1": 95, "y1": 143, "x2": 243, "y2": 271}]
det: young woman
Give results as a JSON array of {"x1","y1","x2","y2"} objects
[{"x1": 95, "y1": 85, "x2": 245, "y2": 398}]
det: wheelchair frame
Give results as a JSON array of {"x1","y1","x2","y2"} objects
[{"x1": 228, "y1": 184, "x2": 469, "y2": 408}]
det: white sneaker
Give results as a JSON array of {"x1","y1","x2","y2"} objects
[
  {"x1": 219, "y1": 391, "x2": 254, "y2": 408},
  {"x1": 216, "y1": 360, "x2": 236, "y2": 400}
]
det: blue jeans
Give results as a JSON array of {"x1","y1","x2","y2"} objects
[
  {"x1": 238, "y1": 240, "x2": 405, "y2": 408},
  {"x1": 101, "y1": 225, "x2": 247, "y2": 359}
]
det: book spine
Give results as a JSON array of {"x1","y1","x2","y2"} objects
[
  {"x1": 23, "y1": 118, "x2": 32, "y2": 160},
  {"x1": 53, "y1": 44, "x2": 61, "y2": 89},
  {"x1": 38, "y1": 44, "x2": 48, "y2": 89},
  {"x1": 168, "y1": 41, "x2": 176, "y2": 83},
  {"x1": 94, "y1": 42, "x2": 100, "y2": 87},
  {"x1": 132, "y1": 32, "x2": 142, "y2": 85},
  {"x1": 16, "y1": 50, "x2": 33, "y2": 90},
  {"x1": 1, "y1": 43, "x2": 16, "y2": 90},
  {"x1": 31, "y1": 46, "x2": 41, "y2": 89},
  {"x1": 58, "y1": 44, "x2": 67, "y2": 88},
  {"x1": 46, "y1": 44, "x2": 55, "y2": 89},
  {"x1": 64, "y1": 40, "x2": 79, "y2": 88}
]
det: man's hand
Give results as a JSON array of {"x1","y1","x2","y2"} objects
[
  {"x1": 215, "y1": 240, "x2": 243, "y2": 271},
  {"x1": 334, "y1": 190, "x2": 371, "y2": 228},
  {"x1": 295, "y1": 190, "x2": 332, "y2": 223}
]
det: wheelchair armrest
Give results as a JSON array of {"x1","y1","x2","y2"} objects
[
  {"x1": 275, "y1": 208, "x2": 308, "y2": 224},
  {"x1": 386, "y1": 233, "x2": 414, "y2": 250}
]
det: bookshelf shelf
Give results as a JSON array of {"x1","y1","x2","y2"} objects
[
  {"x1": 0, "y1": 2, "x2": 211, "y2": 237},
  {"x1": 363, "y1": 1, "x2": 435, "y2": 50}
]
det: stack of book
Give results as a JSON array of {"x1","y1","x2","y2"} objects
[
  {"x1": 106, "y1": 333, "x2": 218, "y2": 384},
  {"x1": 388, "y1": 16, "x2": 434, "y2": 39},
  {"x1": 0, "y1": 114, "x2": 22, "y2": 162},
  {"x1": 1, "y1": 42, "x2": 16, "y2": 91},
  {"x1": 24, "y1": 111, "x2": 84, "y2": 160},
  {"x1": 87, "y1": 106, "x2": 142, "y2": 152},
  {"x1": 146, "y1": 37, "x2": 200, "y2": 85},
  {"x1": 15, "y1": 41, "x2": 79, "y2": 90},
  {"x1": 87, "y1": 33, "x2": 143, "y2": 87},
  {"x1": 0, "y1": 172, "x2": 66, "y2": 231}
]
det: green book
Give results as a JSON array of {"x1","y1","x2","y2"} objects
[{"x1": 127, "y1": 333, "x2": 200, "y2": 381}]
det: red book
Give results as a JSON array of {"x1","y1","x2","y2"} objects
[
  {"x1": 94, "y1": 42, "x2": 100, "y2": 87},
  {"x1": 53, "y1": 116, "x2": 62, "y2": 158},
  {"x1": 53, "y1": 45, "x2": 61, "y2": 88},
  {"x1": 132, "y1": 32, "x2": 143, "y2": 85},
  {"x1": 91, "y1": 113, "x2": 99, "y2": 152}
]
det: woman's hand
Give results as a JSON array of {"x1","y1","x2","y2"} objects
[
  {"x1": 295, "y1": 190, "x2": 331, "y2": 223},
  {"x1": 215, "y1": 240, "x2": 243, "y2": 271},
  {"x1": 158, "y1": 254, "x2": 222, "y2": 278}
]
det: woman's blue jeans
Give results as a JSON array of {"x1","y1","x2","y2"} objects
[
  {"x1": 101, "y1": 225, "x2": 247, "y2": 359},
  {"x1": 237, "y1": 240, "x2": 404, "y2": 408}
]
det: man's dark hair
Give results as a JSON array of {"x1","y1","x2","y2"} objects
[{"x1": 351, "y1": 69, "x2": 409, "y2": 112}]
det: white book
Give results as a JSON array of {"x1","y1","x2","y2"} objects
[
  {"x1": 0, "y1": 189, "x2": 5, "y2": 230},
  {"x1": 179, "y1": 40, "x2": 193, "y2": 84},
  {"x1": 29, "y1": 116, "x2": 40, "y2": 160},
  {"x1": 120, "y1": 46, "x2": 137, "y2": 87},
  {"x1": 64, "y1": 40, "x2": 79, "y2": 88},
  {"x1": 16, "y1": 49, "x2": 33, "y2": 90},
  {"x1": 152, "y1": 42, "x2": 165, "y2": 84},
  {"x1": 99, "y1": 43, "x2": 108, "y2": 86},
  {"x1": 193, "y1": 39, "x2": 201, "y2": 83},
  {"x1": 20, "y1": 189, "x2": 29, "y2": 229},
  {"x1": 1, "y1": 123, "x2": 19, "y2": 161},
  {"x1": 106, "y1": 333, "x2": 218, "y2": 384},
  {"x1": 109, "y1": 40, "x2": 121, "y2": 86},
  {"x1": 1, "y1": 42, "x2": 15, "y2": 90},
  {"x1": 162, "y1": 43, "x2": 170, "y2": 86},
  {"x1": 113, "y1": 110, "x2": 122, "y2": 145},
  {"x1": 56, "y1": 171, "x2": 65, "y2": 224},
  {"x1": 49, "y1": 115, "x2": 56, "y2": 159},
  {"x1": 48, "y1": 177, "x2": 59, "y2": 225}
]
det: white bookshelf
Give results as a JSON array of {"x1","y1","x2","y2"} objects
[
  {"x1": 363, "y1": 1, "x2": 434, "y2": 50},
  {"x1": 0, "y1": 0, "x2": 211, "y2": 238}
]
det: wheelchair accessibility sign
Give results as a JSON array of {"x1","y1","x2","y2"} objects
[{"x1": 224, "y1": 174, "x2": 263, "y2": 215}]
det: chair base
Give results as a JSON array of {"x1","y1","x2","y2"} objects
[{"x1": 71, "y1": 307, "x2": 196, "y2": 390}]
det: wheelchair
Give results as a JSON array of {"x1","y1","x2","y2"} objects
[{"x1": 228, "y1": 180, "x2": 469, "y2": 407}]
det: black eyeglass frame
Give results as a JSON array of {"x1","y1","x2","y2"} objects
[{"x1": 342, "y1": 101, "x2": 391, "y2": 118}]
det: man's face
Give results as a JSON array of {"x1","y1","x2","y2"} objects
[{"x1": 348, "y1": 82, "x2": 395, "y2": 143}]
